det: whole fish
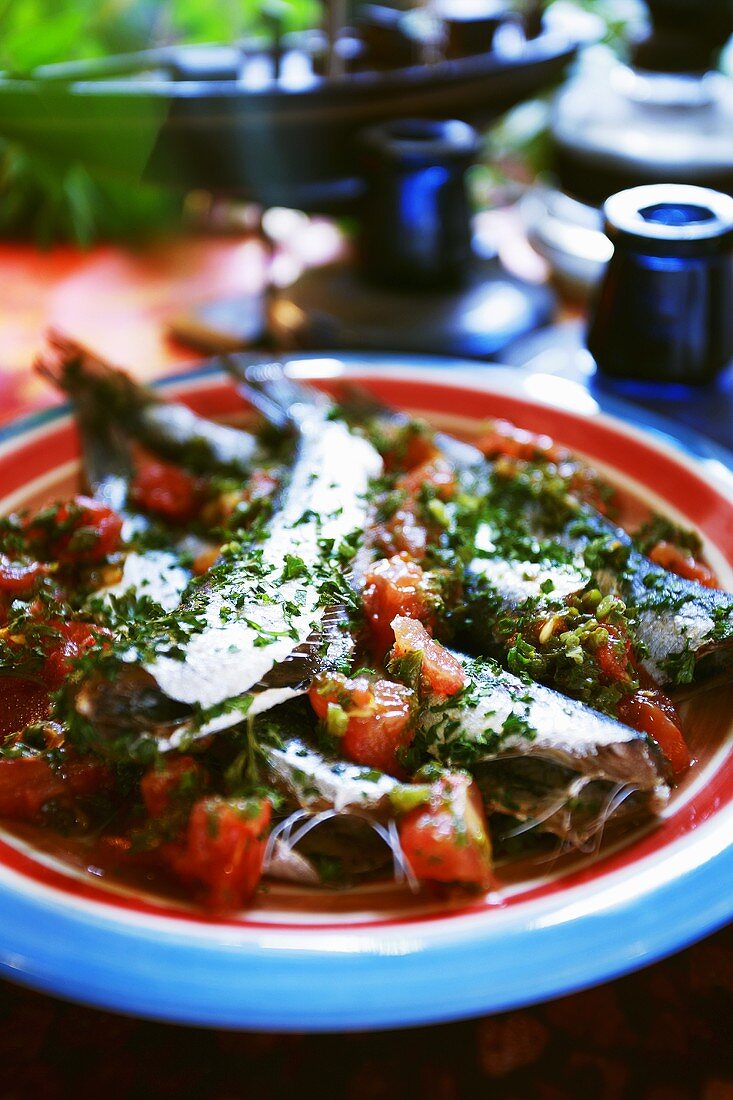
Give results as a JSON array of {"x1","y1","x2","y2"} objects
[
  {"x1": 415, "y1": 648, "x2": 671, "y2": 818},
  {"x1": 462, "y1": 488, "x2": 733, "y2": 689},
  {"x1": 336, "y1": 384, "x2": 733, "y2": 690},
  {"x1": 73, "y1": 373, "x2": 382, "y2": 747},
  {"x1": 253, "y1": 700, "x2": 406, "y2": 886}
]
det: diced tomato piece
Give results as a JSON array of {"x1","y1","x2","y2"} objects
[
  {"x1": 130, "y1": 459, "x2": 203, "y2": 524},
  {"x1": 476, "y1": 418, "x2": 563, "y2": 463},
  {"x1": 166, "y1": 796, "x2": 271, "y2": 910},
  {"x1": 192, "y1": 545, "x2": 221, "y2": 576},
  {"x1": 381, "y1": 505, "x2": 428, "y2": 561},
  {"x1": 140, "y1": 756, "x2": 205, "y2": 819},
  {"x1": 399, "y1": 771, "x2": 492, "y2": 889},
  {"x1": 595, "y1": 625, "x2": 634, "y2": 685},
  {"x1": 42, "y1": 621, "x2": 108, "y2": 689},
  {"x1": 397, "y1": 456, "x2": 456, "y2": 502},
  {"x1": 0, "y1": 676, "x2": 49, "y2": 738},
  {"x1": 362, "y1": 553, "x2": 434, "y2": 656},
  {"x1": 617, "y1": 689, "x2": 691, "y2": 779},
  {"x1": 309, "y1": 672, "x2": 415, "y2": 777},
  {"x1": 26, "y1": 496, "x2": 123, "y2": 565},
  {"x1": 0, "y1": 555, "x2": 46, "y2": 598},
  {"x1": 0, "y1": 754, "x2": 112, "y2": 821},
  {"x1": 649, "y1": 541, "x2": 717, "y2": 588},
  {"x1": 380, "y1": 423, "x2": 439, "y2": 473},
  {"x1": 391, "y1": 616, "x2": 467, "y2": 696},
  {"x1": 0, "y1": 757, "x2": 66, "y2": 819}
]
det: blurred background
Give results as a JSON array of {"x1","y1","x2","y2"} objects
[{"x1": 0, "y1": 0, "x2": 645, "y2": 247}]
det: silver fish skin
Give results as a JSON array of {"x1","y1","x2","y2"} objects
[
  {"x1": 123, "y1": 397, "x2": 382, "y2": 737},
  {"x1": 420, "y1": 650, "x2": 672, "y2": 798},
  {"x1": 263, "y1": 737, "x2": 399, "y2": 816},
  {"x1": 261, "y1": 736, "x2": 409, "y2": 887}
]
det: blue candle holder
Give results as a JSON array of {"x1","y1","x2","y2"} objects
[{"x1": 587, "y1": 184, "x2": 733, "y2": 387}]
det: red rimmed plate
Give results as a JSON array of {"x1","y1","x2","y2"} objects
[{"x1": 0, "y1": 355, "x2": 731, "y2": 1030}]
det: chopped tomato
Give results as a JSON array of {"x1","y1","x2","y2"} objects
[
  {"x1": 379, "y1": 504, "x2": 428, "y2": 561},
  {"x1": 0, "y1": 555, "x2": 46, "y2": 598},
  {"x1": 141, "y1": 756, "x2": 205, "y2": 819},
  {"x1": 595, "y1": 625, "x2": 634, "y2": 685},
  {"x1": 166, "y1": 796, "x2": 271, "y2": 910},
  {"x1": 649, "y1": 541, "x2": 717, "y2": 588},
  {"x1": 476, "y1": 418, "x2": 563, "y2": 463},
  {"x1": 391, "y1": 616, "x2": 467, "y2": 696},
  {"x1": 399, "y1": 771, "x2": 492, "y2": 889},
  {"x1": 309, "y1": 672, "x2": 415, "y2": 777},
  {"x1": 397, "y1": 456, "x2": 457, "y2": 502},
  {"x1": 362, "y1": 553, "x2": 435, "y2": 655},
  {"x1": 130, "y1": 458, "x2": 203, "y2": 524},
  {"x1": 0, "y1": 754, "x2": 112, "y2": 821},
  {"x1": 192, "y1": 545, "x2": 221, "y2": 576},
  {"x1": 381, "y1": 423, "x2": 439, "y2": 473},
  {"x1": 26, "y1": 496, "x2": 122, "y2": 565},
  {"x1": 617, "y1": 689, "x2": 691, "y2": 779},
  {"x1": 42, "y1": 621, "x2": 108, "y2": 689},
  {"x1": 0, "y1": 676, "x2": 49, "y2": 738}
]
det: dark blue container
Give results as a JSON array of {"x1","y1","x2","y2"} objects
[
  {"x1": 358, "y1": 118, "x2": 479, "y2": 289},
  {"x1": 587, "y1": 184, "x2": 733, "y2": 386}
]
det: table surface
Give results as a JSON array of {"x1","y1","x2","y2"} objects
[{"x1": 0, "y1": 232, "x2": 731, "y2": 1099}]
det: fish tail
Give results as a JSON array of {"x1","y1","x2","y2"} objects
[{"x1": 35, "y1": 330, "x2": 155, "y2": 419}]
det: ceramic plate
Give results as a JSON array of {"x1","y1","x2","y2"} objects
[{"x1": 0, "y1": 354, "x2": 732, "y2": 1030}]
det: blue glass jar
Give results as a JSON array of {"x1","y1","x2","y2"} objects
[{"x1": 587, "y1": 184, "x2": 733, "y2": 386}]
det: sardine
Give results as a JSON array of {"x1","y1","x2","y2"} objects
[
  {"x1": 416, "y1": 650, "x2": 671, "y2": 813},
  {"x1": 252, "y1": 697, "x2": 404, "y2": 887},
  {"x1": 74, "y1": 373, "x2": 382, "y2": 745},
  {"x1": 475, "y1": 758, "x2": 664, "y2": 848},
  {"x1": 264, "y1": 736, "x2": 399, "y2": 815},
  {"x1": 463, "y1": 496, "x2": 733, "y2": 689},
  {"x1": 336, "y1": 382, "x2": 733, "y2": 690},
  {"x1": 261, "y1": 735, "x2": 409, "y2": 886}
]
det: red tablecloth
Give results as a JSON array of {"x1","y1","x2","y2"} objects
[{"x1": 0, "y1": 237, "x2": 731, "y2": 1099}]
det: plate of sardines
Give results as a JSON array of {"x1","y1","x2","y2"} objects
[{"x1": 0, "y1": 337, "x2": 731, "y2": 1029}]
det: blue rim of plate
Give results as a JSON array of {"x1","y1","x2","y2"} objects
[{"x1": 0, "y1": 352, "x2": 731, "y2": 1032}]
